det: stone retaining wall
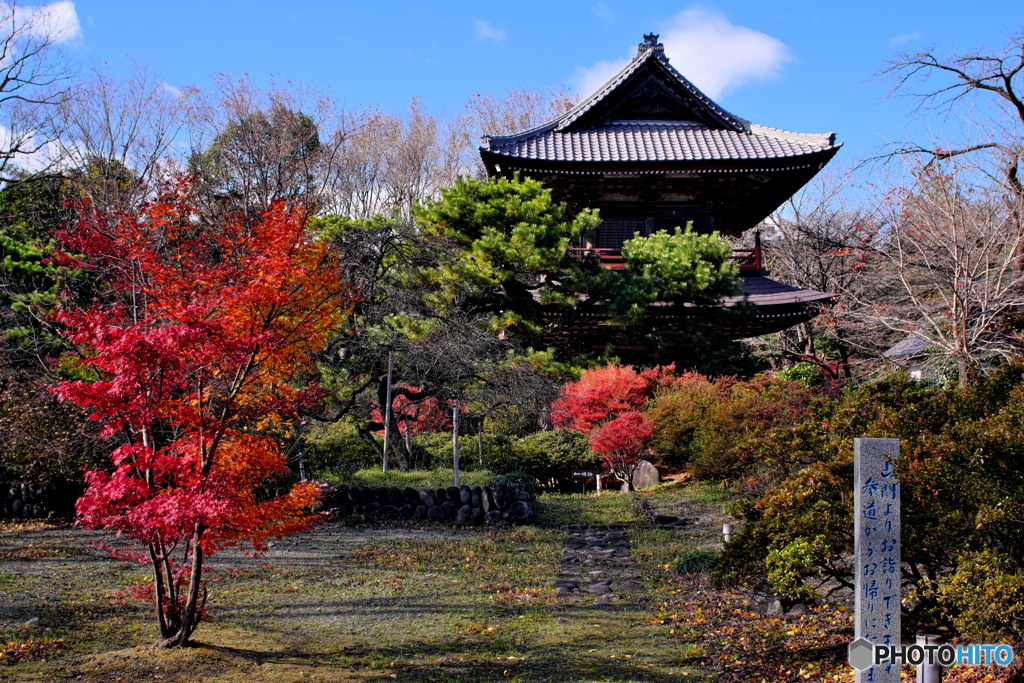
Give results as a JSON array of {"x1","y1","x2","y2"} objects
[
  {"x1": 315, "y1": 483, "x2": 535, "y2": 525},
  {"x1": 0, "y1": 480, "x2": 538, "y2": 526},
  {"x1": 0, "y1": 481, "x2": 83, "y2": 520}
]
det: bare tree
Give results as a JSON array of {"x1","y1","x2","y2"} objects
[
  {"x1": 850, "y1": 165, "x2": 1024, "y2": 385},
  {"x1": 327, "y1": 99, "x2": 465, "y2": 220},
  {"x1": 760, "y1": 168, "x2": 889, "y2": 376},
  {"x1": 872, "y1": 34, "x2": 1024, "y2": 383},
  {"x1": 466, "y1": 85, "x2": 577, "y2": 136},
  {"x1": 0, "y1": 1, "x2": 76, "y2": 182},
  {"x1": 198, "y1": 85, "x2": 578, "y2": 223},
  {"x1": 187, "y1": 74, "x2": 358, "y2": 223},
  {"x1": 881, "y1": 32, "x2": 1024, "y2": 245},
  {"x1": 384, "y1": 99, "x2": 464, "y2": 219},
  {"x1": 462, "y1": 85, "x2": 578, "y2": 176},
  {"x1": 327, "y1": 108, "x2": 394, "y2": 219},
  {"x1": 50, "y1": 62, "x2": 188, "y2": 212}
]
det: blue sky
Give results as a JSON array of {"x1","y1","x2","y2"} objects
[{"x1": 32, "y1": 1, "x2": 1024, "y2": 165}]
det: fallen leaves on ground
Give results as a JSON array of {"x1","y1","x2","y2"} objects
[
  {"x1": 655, "y1": 575, "x2": 1018, "y2": 683},
  {"x1": 0, "y1": 638, "x2": 67, "y2": 663}
]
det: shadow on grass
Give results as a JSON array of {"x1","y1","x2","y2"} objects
[{"x1": 189, "y1": 626, "x2": 695, "y2": 683}]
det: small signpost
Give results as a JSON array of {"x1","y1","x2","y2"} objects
[
  {"x1": 572, "y1": 470, "x2": 595, "y2": 494},
  {"x1": 854, "y1": 438, "x2": 901, "y2": 683}
]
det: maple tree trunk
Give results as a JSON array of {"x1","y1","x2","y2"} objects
[
  {"x1": 155, "y1": 526, "x2": 204, "y2": 648},
  {"x1": 834, "y1": 330, "x2": 852, "y2": 379},
  {"x1": 957, "y1": 355, "x2": 972, "y2": 388},
  {"x1": 607, "y1": 458, "x2": 637, "y2": 492},
  {"x1": 148, "y1": 544, "x2": 170, "y2": 639}
]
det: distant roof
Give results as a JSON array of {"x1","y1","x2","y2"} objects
[
  {"x1": 481, "y1": 34, "x2": 840, "y2": 170},
  {"x1": 882, "y1": 332, "x2": 932, "y2": 359}
]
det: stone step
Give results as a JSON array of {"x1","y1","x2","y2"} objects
[{"x1": 554, "y1": 524, "x2": 645, "y2": 609}]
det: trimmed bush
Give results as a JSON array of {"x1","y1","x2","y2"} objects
[
  {"x1": 412, "y1": 432, "x2": 492, "y2": 471},
  {"x1": 0, "y1": 374, "x2": 109, "y2": 482},
  {"x1": 675, "y1": 550, "x2": 718, "y2": 575},
  {"x1": 486, "y1": 429, "x2": 598, "y2": 486},
  {"x1": 646, "y1": 373, "x2": 822, "y2": 478},
  {"x1": 941, "y1": 550, "x2": 1024, "y2": 644},
  {"x1": 301, "y1": 419, "x2": 378, "y2": 477},
  {"x1": 716, "y1": 366, "x2": 1024, "y2": 638},
  {"x1": 410, "y1": 431, "x2": 455, "y2": 470},
  {"x1": 775, "y1": 361, "x2": 826, "y2": 385}
]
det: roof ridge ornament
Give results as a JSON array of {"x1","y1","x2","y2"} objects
[{"x1": 637, "y1": 33, "x2": 668, "y2": 63}]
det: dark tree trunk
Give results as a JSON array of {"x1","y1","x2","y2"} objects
[
  {"x1": 154, "y1": 525, "x2": 205, "y2": 648},
  {"x1": 835, "y1": 329, "x2": 852, "y2": 379}
]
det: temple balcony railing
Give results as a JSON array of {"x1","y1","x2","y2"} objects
[{"x1": 568, "y1": 243, "x2": 763, "y2": 272}]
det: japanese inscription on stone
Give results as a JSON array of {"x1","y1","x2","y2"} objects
[{"x1": 854, "y1": 438, "x2": 901, "y2": 683}]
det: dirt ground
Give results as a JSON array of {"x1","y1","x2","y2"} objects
[{"x1": 1, "y1": 488, "x2": 730, "y2": 683}]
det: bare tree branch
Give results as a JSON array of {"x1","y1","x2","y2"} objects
[{"x1": 0, "y1": 1, "x2": 76, "y2": 182}]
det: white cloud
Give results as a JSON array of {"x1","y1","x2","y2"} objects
[
  {"x1": 161, "y1": 81, "x2": 184, "y2": 99},
  {"x1": 888, "y1": 30, "x2": 921, "y2": 46},
  {"x1": 474, "y1": 20, "x2": 506, "y2": 43},
  {"x1": 574, "y1": 5, "x2": 794, "y2": 101},
  {"x1": 591, "y1": 3, "x2": 613, "y2": 22},
  {"x1": 659, "y1": 6, "x2": 794, "y2": 99},
  {"x1": 9, "y1": 1, "x2": 83, "y2": 43},
  {"x1": 575, "y1": 58, "x2": 630, "y2": 99}
]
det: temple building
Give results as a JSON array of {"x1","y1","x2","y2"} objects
[{"x1": 479, "y1": 34, "x2": 839, "y2": 352}]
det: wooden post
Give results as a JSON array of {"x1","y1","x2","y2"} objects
[
  {"x1": 477, "y1": 424, "x2": 484, "y2": 469},
  {"x1": 753, "y1": 229, "x2": 762, "y2": 270},
  {"x1": 854, "y1": 438, "x2": 901, "y2": 683},
  {"x1": 452, "y1": 401, "x2": 460, "y2": 487},
  {"x1": 404, "y1": 419, "x2": 412, "y2": 466},
  {"x1": 382, "y1": 351, "x2": 393, "y2": 473},
  {"x1": 916, "y1": 634, "x2": 942, "y2": 683}
]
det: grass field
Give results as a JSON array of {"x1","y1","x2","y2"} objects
[{"x1": 0, "y1": 486, "x2": 728, "y2": 683}]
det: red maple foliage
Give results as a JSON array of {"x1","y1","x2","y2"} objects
[
  {"x1": 550, "y1": 363, "x2": 676, "y2": 432},
  {"x1": 371, "y1": 386, "x2": 453, "y2": 436},
  {"x1": 393, "y1": 393, "x2": 453, "y2": 435},
  {"x1": 54, "y1": 180, "x2": 355, "y2": 647},
  {"x1": 589, "y1": 411, "x2": 656, "y2": 487},
  {"x1": 551, "y1": 363, "x2": 675, "y2": 489}
]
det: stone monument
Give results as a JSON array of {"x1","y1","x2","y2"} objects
[{"x1": 853, "y1": 438, "x2": 901, "y2": 683}]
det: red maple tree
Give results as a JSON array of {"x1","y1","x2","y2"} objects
[
  {"x1": 54, "y1": 180, "x2": 355, "y2": 647},
  {"x1": 372, "y1": 386, "x2": 454, "y2": 436},
  {"x1": 552, "y1": 363, "x2": 675, "y2": 489},
  {"x1": 589, "y1": 411, "x2": 656, "y2": 487},
  {"x1": 550, "y1": 363, "x2": 676, "y2": 432}
]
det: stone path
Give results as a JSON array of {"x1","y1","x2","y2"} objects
[
  {"x1": 637, "y1": 499, "x2": 696, "y2": 526},
  {"x1": 553, "y1": 524, "x2": 646, "y2": 608}
]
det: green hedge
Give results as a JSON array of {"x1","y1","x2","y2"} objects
[
  {"x1": 300, "y1": 419, "x2": 378, "y2": 478},
  {"x1": 488, "y1": 430, "x2": 598, "y2": 484}
]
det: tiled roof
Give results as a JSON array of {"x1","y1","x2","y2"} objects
[
  {"x1": 725, "y1": 275, "x2": 835, "y2": 308},
  {"x1": 485, "y1": 120, "x2": 835, "y2": 164},
  {"x1": 554, "y1": 47, "x2": 748, "y2": 134},
  {"x1": 882, "y1": 332, "x2": 931, "y2": 358},
  {"x1": 482, "y1": 35, "x2": 839, "y2": 166}
]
